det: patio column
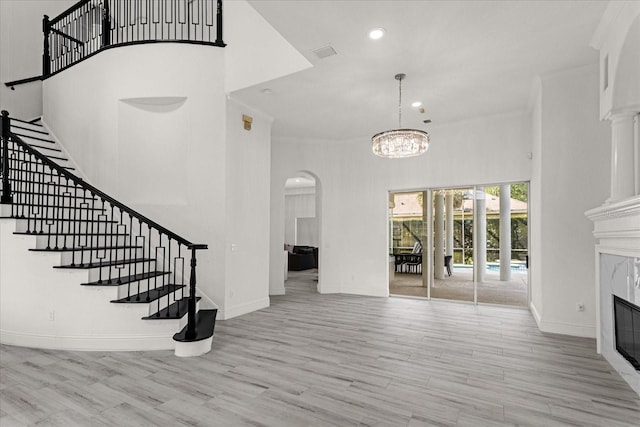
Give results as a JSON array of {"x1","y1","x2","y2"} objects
[
  {"x1": 608, "y1": 112, "x2": 636, "y2": 202},
  {"x1": 475, "y1": 187, "x2": 486, "y2": 283},
  {"x1": 434, "y1": 192, "x2": 445, "y2": 279},
  {"x1": 445, "y1": 192, "x2": 454, "y2": 259},
  {"x1": 423, "y1": 190, "x2": 433, "y2": 293},
  {"x1": 499, "y1": 184, "x2": 511, "y2": 281}
]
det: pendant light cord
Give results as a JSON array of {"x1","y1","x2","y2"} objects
[{"x1": 398, "y1": 77, "x2": 402, "y2": 128}]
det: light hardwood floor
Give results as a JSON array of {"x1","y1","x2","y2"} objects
[{"x1": 1, "y1": 270, "x2": 639, "y2": 426}]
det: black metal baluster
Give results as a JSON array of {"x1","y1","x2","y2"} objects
[
  {"x1": 88, "y1": 193, "x2": 96, "y2": 266},
  {"x1": 167, "y1": 238, "x2": 172, "y2": 306},
  {"x1": 111, "y1": 206, "x2": 118, "y2": 280},
  {"x1": 53, "y1": 170, "x2": 62, "y2": 250},
  {"x1": 147, "y1": 225, "x2": 155, "y2": 313},
  {"x1": 24, "y1": 159, "x2": 34, "y2": 234},
  {"x1": 137, "y1": 221, "x2": 144, "y2": 300},
  {"x1": 97, "y1": 213, "x2": 106, "y2": 285},
  {"x1": 105, "y1": 202, "x2": 112, "y2": 283},
  {"x1": 61, "y1": 178, "x2": 69, "y2": 249},
  {"x1": 175, "y1": 244, "x2": 183, "y2": 317},
  {"x1": 127, "y1": 214, "x2": 133, "y2": 291},
  {"x1": 70, "y1": 181, "x2": 79, "y2": 266},
  {"x1": 44, "y1": 169, "x2": 53, "y2": 249},
  {"x1": 80, "y1": 189, "x2": 89, "y2": 266},
  {"x1": 150, "y1": 233, "x2": 160, "y2": 303},
  {"x1": 38, "y1": 165, "x2": 46, "y2": 232}
]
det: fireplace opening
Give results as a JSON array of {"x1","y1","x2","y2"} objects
[{"x1": 614, "y1": 295, "x2": 640, "y2": 371}]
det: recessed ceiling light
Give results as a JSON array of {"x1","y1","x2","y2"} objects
[
  {"x1": 411, "y1": 101, "x2": 422, "y2": 107},
  {"x1": 261, "y1": 88, "x2": 273, "y2": 95},
  {"x1": 368, "y1": 28, "x2": 386, "y2": 40}
]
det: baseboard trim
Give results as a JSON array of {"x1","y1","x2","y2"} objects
[
  {"x1": 529, "y1": 301, "x2": 542, "y2": 328},
  {"x1": 219, "y1": 297, "x2": 270, "y2": 320},
  {"x1": 0, "y1": 329, "x2": 175, "y2": 351},
  {"x1": 537, "y1": 318, "x2": 596, "y2": 338}
]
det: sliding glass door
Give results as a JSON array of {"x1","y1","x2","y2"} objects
[{"x1": 389, "y1": 182, "x2": 529, "y2": 307}]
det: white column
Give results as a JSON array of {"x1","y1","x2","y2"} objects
[
  {"x1": 445, "y1": 192, "x2": 454, "y2": 258},
  {"x1": 423, "y1": 190, "x2": 433, "y2": 294},
  {"x1": 635, "y1": 114, "x2": 639, "y2": 196},
  {"x1": 499, "y1": 185, "x2": 511, "y2": 281},
  {"x1": 608, "y1": 112, "x2": 636, "y2": 202},
  {"x1": 475, "y1": 187, "x2": 486, "y2": 283},
  {"x1": 434, "y1": 192, "x2": 445, "y2": 279}
]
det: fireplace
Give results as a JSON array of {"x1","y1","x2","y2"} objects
[
  {"x1": 614, "y1": 295, "x2": 640, "y2": 370},
  {"x1": 587, "y1": 195, "x2": 640, "y2": 395}
]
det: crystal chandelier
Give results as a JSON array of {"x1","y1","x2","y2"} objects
[{"x1": 372, "y1": 73, "x2": 430, "y2": 158}]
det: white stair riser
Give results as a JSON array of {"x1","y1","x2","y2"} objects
[
  {"x1": 59, "y1": 247, "x2": 144, "y2": 265},
  {"x1": 15, "y1": 220, "x2": 122, "y2": 235},
  {"x1": 29, "y1": 234, "x2": 130, "y2": 249}
]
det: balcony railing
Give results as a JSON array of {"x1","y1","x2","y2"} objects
[{"x1": 43, "y1": 0, "x2": 225, "y2": 77}]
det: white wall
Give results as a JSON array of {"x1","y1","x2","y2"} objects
[
  {"x1": 529, "y1": 78, "x2": 544, "y2": 321},
  {"x1": 224, "y1": 0, "x2": 312, "y2": 93},
  {"x1": 530, "y1": 64, "x2": 610, "y2": 338},
  {"x1": 591, "y1": 2, "x2": 640, "y2": 119},
  {"x1": 223, "y1": 98, "x2": 272, "y2": 318},
  {"x1": 0, "y1": 0, "x2": 75, "y2": 118},
  {"x1": 270, "y1": 111, "x2": 532, "y2": 297},
  {"x1": 284, "y1": 189, "x2": 316, "y2": 245}
]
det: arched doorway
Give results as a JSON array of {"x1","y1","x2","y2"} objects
[{"x1": 283, "y1": 171, "x2": 321, "y2": 293}]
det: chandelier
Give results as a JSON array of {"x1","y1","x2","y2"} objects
[{"x1": 372, "y1": 73, "x2": 430, "y2": 158}]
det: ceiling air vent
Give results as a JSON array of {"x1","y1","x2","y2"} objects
[{"x1": 312, "y1": 45, "x2": 337, "y2": 59}]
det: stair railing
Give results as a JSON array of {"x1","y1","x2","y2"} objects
[
  {"x1": 1, "y1": 110, "x2": 207, "y2": 340},
  {"x1": 42, "y1": 0, "x2": 225, "y2": 78}
]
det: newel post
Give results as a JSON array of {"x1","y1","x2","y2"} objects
[
  {"x1": 215, "y1": 0, "x2": 224, "y2": 45},
  {"x1": 185, "y1": 247, "x2": 199, "y2": 339},
  {"x1": 1, "y1": 111, "x2": 12, "y2": 204},
  {"x1": 42, "y1": 15, "x2": 51, "y2": 77},
  {"x1": 102, "y1": 0, "x2": 111, "y2": 48}
]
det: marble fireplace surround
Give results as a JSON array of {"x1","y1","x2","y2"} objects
[{"x1": 586, "y1": 195, "x2": 640, "y2": 395}]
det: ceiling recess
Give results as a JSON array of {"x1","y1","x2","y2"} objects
[{"x1": 312, "y1": 45, "x2": 337, "y2": 59}]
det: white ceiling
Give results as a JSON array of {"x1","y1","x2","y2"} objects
[{"x1": 232, "y1": 0, "x2": 608, "y2": 141}]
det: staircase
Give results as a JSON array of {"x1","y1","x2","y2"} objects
[{"x1": 0, "y1": 111, "x2": 216, "y2": 356}]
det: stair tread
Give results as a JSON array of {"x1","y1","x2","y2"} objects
[
  {"x1": 11, "y1": 117, "x2": 44, "y2": 127},
  {"x1": 10, "y1": 204, "x2": 105, "y2": 210},
  {"x1": 4, "y1": 158, "x2": 73, "y2": 170},
  {"x1": 11, "y1": 124, "x2": 49, "y2": 135},
  {"x1": 13, "y1": 133, "x2": 56, "y2": 144},
  {"x1": 143, "y1": 297, "x2": 201, "y2": 320},
  {"x1": 9, "y1": 190, "x2": 95, "y2": 199},
  {"x1": 8, "y1": 145, "x2": 62, "y2": 153},
  {"x1": 14, "y1": 231, "x2": 127, "y2": 236},
  {"x1": 15, "y1": 218, "x2": 118, "y2": 224},
  {"x1": 4, "y1": 180, "x2": 83, "y2": 188},
  {"x1": 111, "y1": 284, "x2": 186, "y2": 304},
  {"x1": 173, "y1": 309, "x2": 217, "y2": 342},
  {"x1": 30, "y1": 245, "x2": 143, "y2": 252},
  {"x1": 82, "y1": 270, "x2": 170, "y2": 286},
  {"x1": 54, "y1": 257, "x2": 155, "y2": 269}
]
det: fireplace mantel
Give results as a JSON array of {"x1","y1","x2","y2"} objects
[
  {"x1": 586, "y1": 195, "x2": 640, "y2": 242},
  {"x1": 586, "y1": 195, "x2": 640, "y2": 396}
]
